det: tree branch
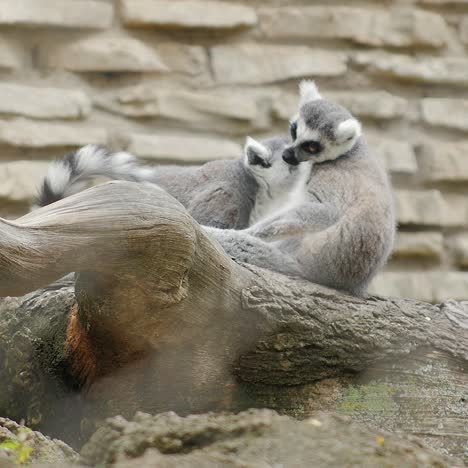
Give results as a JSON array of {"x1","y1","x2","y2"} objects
[
  {"x1": 236, "y1": 269, "x2": 468, "y2": 384},
  {"x1": 0, "y1": 180, "x2": 466, "y2": 384},
  {"x1": 0, "y1": 181, "x2": 466, "y2": 459}
]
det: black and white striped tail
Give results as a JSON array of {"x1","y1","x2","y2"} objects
[{"x1": 34, "y1": 145, "x2": 154, "y2": 208}]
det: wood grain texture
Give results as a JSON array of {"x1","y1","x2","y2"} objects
[{"x1": 0, "y1": 181, "x2": 466, "y2": 459}]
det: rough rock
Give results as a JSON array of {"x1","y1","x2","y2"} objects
[
  {"x1": 395, "y1": 190, "x2": 446, "y2": 227},
  {"x1": 0, "y1": 161, "x2": 49, "y2": 202},
  {"x1": 373, "y1": 270, "x2": 468, "y2": 302},
  {"x1": 80, "y1": 409, "x2": 456, "y2": 467},
  {"x1": 96, "y1": 85, "x2": 276, "y2": 134},
  {"x1": 367, "y1": 136, "x2": 418, "y2": 175},
  {"x1": 0, "y1": 119, "x2": 107, "y2": 148},
  {"x1": 0, "y1": 0, "x2": 113, "y2": 29},
  {"x1": 449, "y1": 234, "x2": 468, "y2": 267},
  {"x1": 0, "y1": 37, "x2": 23, "y2": 70},
  {"x1": 352, "y1": 52, "x2": 468, "y2": 85},
  {"x1": 40, "y1": 35, "x2": 168, "y2": 73},
  {"x1": 259, "y1": 7, "x2": 448, "y2": 48},
  {"x1": 120, "y1": 0, "x2": 257, "y2": 29},
  {"x1": 371, "y1": 272, "x2": 434, "y2": 302},
  {"x1": 420, "y1": 98, "x2": 468, "y2": 132},
  {"x1": 274, "y1": 91, "x2": 408, "y2": 121},
  {"x1": 444, "y1": 194, "x2": 468, "y2": 227},
  {"x1": 460, "y1": 16, "x2": 468, "y2": 44},
  {"x1": 432, "y1": 273, "x2": 468, "y2": 301},
  {"x1": 396, "y1": 191, "x2": 468, "y2": 228},
  {"x1": 0, "y1": 417, "x2": 77, "y2": 465},
  {"x1": 0, "y1": 284, "x2": 81, "y2": 446},
  {"x1": 392, "y1": 232, "x2": 444, "y2": 259},
  {"x1": 0, "y1": 83, "x2": 91, "y2": 120},
  {"x1": 420, "y1": 0, "x2": 468, "y2": 3},
  {"x1": 96, "y1": 85, "x2": 257, "y2": 121},
  {"x1": 127, "y1": 133, "x2": 242, "y2": 162},
  {"x1": 417, "y1": 140, "x2": 468, "y2": 181},
  {"x1": 156, "y1": 43, "x2": 207, "y2": 76},
  {"x1": 211, "y1": 45, "x2": 346, "y2": 84},
  {"x1": 330, "y1": 91, "x2": 409, "y2": 120}
]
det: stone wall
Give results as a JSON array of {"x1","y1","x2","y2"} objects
[{"x1": 0, "y1": 0, "x2": 467, "y2": 302}]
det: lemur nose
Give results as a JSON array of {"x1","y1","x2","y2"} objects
[{"x1": 282, "y1": 148, "x2": 299, "y2": 166}]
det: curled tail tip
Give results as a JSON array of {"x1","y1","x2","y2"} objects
[
  {"x1": 34, "y1": 147, "x2": 88, "y2": 208},
  {"x1": 34, "y1": 145, "x2": 113, "y2": 208},
  {"x1": 34, "y1": 165, "x2": 72, "y2": 208},
  {"x1": 33, "y1": 145, "x2": 148, "y2": 209}
]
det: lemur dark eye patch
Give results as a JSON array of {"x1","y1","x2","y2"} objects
[
  {"x1": 290, "y1": 121, "x2": 297, "y2": 141},
  {"x1": 247, "y1": 148, "x2": 271, "y2": 168},
  {"x1": 301, "y1": 141, "x2": 322, "y2": 154}
]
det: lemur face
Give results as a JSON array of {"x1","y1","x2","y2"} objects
[
  {"x1": 283, "y1": 81, "x2": 362, "y2": 166},
  {"x1": 243, "y1": 136, "x2": 306, "y2": 192}
]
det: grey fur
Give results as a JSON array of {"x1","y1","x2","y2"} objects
[
  {"x1": 35, "y1": 137, "x2": 304, "y2": 230},
  {"x1": 302, "y1": 99, "x2": 352, "y2": 141},
  {"x1": 205, "y1": 83, "x2": 395, "y2": 296}
]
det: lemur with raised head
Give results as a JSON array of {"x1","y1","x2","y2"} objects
[
  {"x1": 205, "y1": 81, "x2": 395, "y2": 296},
  {"x1": 35, "y1": 136, "x2": 312, "y2": 231}
]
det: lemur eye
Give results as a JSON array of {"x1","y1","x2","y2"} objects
[
  {"x1": 302, "y1": 141, "x2": 322, "y2": 154},
  {"x1": 290, "y1": 121, "x2": 297, "y2": 141}
]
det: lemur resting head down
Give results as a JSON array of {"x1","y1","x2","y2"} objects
[
  {"x1": 283, "y1": 80, "x2": 362, "y2": 165},
  {"x1": 35, "y1": 136, "x2": 308, "y2": 230}
]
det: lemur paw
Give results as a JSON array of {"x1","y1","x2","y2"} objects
[{"x1": 247, "y1": 225, "x2": 277, "y2": 240}]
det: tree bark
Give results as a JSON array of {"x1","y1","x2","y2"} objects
[{"x1": 0, "y1": 181, "x2": 466, "y2": 460}]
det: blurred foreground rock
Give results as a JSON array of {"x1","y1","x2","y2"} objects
[
  {"x1": 1, "y1": 410, "x2": 461, "y2": 467},
  {"x1": 0, "y1": 417, "x2": 77, "y2": 466},
  {"x1": 80, "y1": 409, "x2": 461, "y2": 468}
]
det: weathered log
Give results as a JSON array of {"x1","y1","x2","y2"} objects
[{"x1": 0, "y1": 181, "x2": 466, "y2": 460}]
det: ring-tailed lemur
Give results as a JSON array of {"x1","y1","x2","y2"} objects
[
  {"x1": 35, "y1": 137, "x2": 313, "y2": 230},
  {"x1": 205, "y1": 81, "x2": 395, "y2": 296}
]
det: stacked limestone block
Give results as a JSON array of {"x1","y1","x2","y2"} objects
[{"x1": 0, "y1": 0, "x2": 468, "y2": 301}]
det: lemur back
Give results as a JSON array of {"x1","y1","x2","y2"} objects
[
  {"x1": 296, "y1": 139, "x2": 394, "y2": 294},
  {"x1": 35, "y1": 136, "x2": 307, "y2": 230}
]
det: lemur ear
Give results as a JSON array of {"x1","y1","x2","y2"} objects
[
  {"x1": 335, "y1": 118, "x2": 362, "y2": 145},
  {"x1": 299, "y1": 80, "x2": 322, "y2": 107},
  {"x1": 244, "y1": 137, "x2": 271, "y2": 168}
]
